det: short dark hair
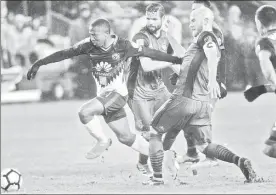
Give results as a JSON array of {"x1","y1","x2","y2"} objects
[
  {"x1": 146, "y1": 3, "x2": 165, "y2": 18},
  {"x1": 90, "y1": 18, "x2": 111, "y2": 34},
  {"x1": 256, "y1": 5, "x2": 276, "y2": 28},
  {"x1": 193, "y1": 0, "x2": 211, "y2": 8}
]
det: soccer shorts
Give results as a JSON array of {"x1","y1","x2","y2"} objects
[
  {"x1": 96, "y1": 90, "x2": 127, "y2": 123},
  {"x1": 128, "y1": 88, "x2": 171, "y2": 132},
  {"x1": 151, "y1": 95, "x2": 212, "y2": 145}
]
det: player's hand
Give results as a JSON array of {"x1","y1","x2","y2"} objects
[
  {"x1": 169, "y1": 73, "x2": 179, "y2": 85},
  {"x1": 27, "y1": 63, "x2": 40, "y2": 80},
  {"x1": 173, "y1": 57, "x2": 183, "y2": 65},
  {"x1": 208, "y1": 80, "x2": 221, "y2": 99}
]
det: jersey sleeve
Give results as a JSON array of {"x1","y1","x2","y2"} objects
[
  {"x1": 124, "y1": 40, "x2": 182, "y2": 64},
  {"x1": 255, "y1": 38, "x2": 275, "y2": 55},
  {"x1": 71, "y1": 37, "x2": 92, "y2": 56},
  {"x1": 212, "y1": 22, "x2": 224, "y2": 49},
  {"x1": 132, "y1": 32, "x2": 150, "y2": 48},
  {"x1": 197, "y1": 31, "x2": 219, "y2": 49}
]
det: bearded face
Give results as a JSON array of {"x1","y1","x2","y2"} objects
[{"x1": 146, "y1": 11, "x2": 163, "y2": 34}]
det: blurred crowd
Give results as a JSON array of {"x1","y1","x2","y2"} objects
[{"x1": 1, "y1": 1, "x2": 268, "y2": 99}]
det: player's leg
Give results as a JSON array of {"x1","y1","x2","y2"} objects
[
  {"x1": 263, "y1": 121, "x2": 276, "y2": 158},
  {"x1": 189, "y1": 124, "x2": 257, "y2": 182},
  {"x1": 78, "y1": 94, "x2": 111, "y2": 159},
  {"x1": 154, "y1": 89, "x2": 182, "y2": 151},
  {"x1": 162, "y1": 128, "x2": 181, "y2": 151},
  {"x1": 107, "y1": 116, "x2": 149, "y2": 156},
  {"x1": 145, "y1": 96, "x2": 193, "y2": 185},
  {"x1": 99, "y1": 91, "x2": 149, "y2": 156},
  {"x1": 128, "y1": 98, "x2": 153, "y2": 175},
  {"x1": 181, "y1": 97, "x2": 219, "y2": 162}
]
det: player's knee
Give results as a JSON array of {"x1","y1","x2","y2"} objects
[
  {"x1": 263, "y1": 144, "x2": 276, "y2": 158},
  {"x1": 150, "y1": 123, "x2": 165, "y2": 135},
  {"x1": 78, "y1": 108, "x2": 95, "y2": 124},
  {"x1": 117, "y1": 133, "x2": 135, "y2": 147}
]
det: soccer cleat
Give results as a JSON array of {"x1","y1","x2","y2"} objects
[
  {"x1": 238, "y1": 158, "x2": 257, "y2": 182},
  {"x1": 137, "y1": 163, "x2": 152, "y2": 177},
  {"x1": 85, "y1": 139, "x2": 112, "y2": 159},
  {"x1": 142, "y1": 177, "x2": 164, "y2": 186}
]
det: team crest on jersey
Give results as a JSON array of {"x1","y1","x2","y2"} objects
[
  {"x1": 112, "y1": 53, "x2": 120, "y2": 60},
  {"x1": 95, "y1": 62, "x2": 112, "y2": 72}
]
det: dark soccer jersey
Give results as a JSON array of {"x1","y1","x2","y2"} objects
[
  {"x1": 60, "y1": 35, "x2": 181, "y2": 97},
  {"x1": 71, "y1": 36, "x2": 134, "y2": 96},
  {"x1": 255, "y1": 30, "x2": 276, "y2": 71},
  {"x1": 173, "y1": 31, "x2": 220, "y2": 102},
  {"x1": 128, "y1": 29, "x2": 171, "y2": 100}
]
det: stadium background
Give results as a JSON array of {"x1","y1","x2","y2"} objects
[
  {"x1": 1, "y1": 1, "x2": 276, "y2": 193},
  {"x1": 2, "y1": 0, "x2": 276, "y2": 102}
]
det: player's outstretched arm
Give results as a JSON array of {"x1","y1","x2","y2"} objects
[
  {"x1": 27, "y1": 47, "x2": 84, "y2": 80},
  {"x1": 126, "y1": 42, "x2": 182, "y2": 72},
  {"x1": 141, "y1": 47, "x2": 183, "y2": 64}
]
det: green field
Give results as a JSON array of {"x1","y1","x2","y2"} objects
[{"x1": 1, "y1": 93, "x2": 276, "y2": 193}]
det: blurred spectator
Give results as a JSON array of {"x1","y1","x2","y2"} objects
[
  {"x1": 241, "y1": 21, "x2": 266, "y2": 87},
  {"x1": 224, "y1": 5, "x2": 247, "y2": 90},
  {"x1": 12, "y1": 14, "x2": 35, "y2": 67},
  {"x1": 68, "y1": 2, "x2": 97, "y2": 99}
]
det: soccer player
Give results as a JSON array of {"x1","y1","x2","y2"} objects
[
  {"x1": 163, "y1": 0, "x2": 227, "y2": 163},
  {"x1": 27, "y1": 18, "x2": 182, "y2": 160},
  {"x1": 127, "y1": 3, "x2": 184, "y2": 176},
  {"x1": 254, "y1": 5, "x2": 276, "y2": 158},
  {"x1": 144, "y1": 7, "x2": 257, "y2": 185}
]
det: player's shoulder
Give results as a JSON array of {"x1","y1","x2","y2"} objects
[
  {"x1": 133, "y1": 28, "x2": 149, "y2": 40},
  {"x1": 74, "y1": 37, "x2": 92, "y2": 47},
  {"x1": 132, "y1": 28, "x2": 150, "y2": 47},
  {"x1": 255, "y1": 37, "x2": 275, "y2": 54},
  {"x1": 197, "y1": 31, "x2": 218, "y2": 48}
]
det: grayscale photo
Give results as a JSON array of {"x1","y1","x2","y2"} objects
[{"x1": 1, "y1": 0, "x2": 276, "y2": 194}]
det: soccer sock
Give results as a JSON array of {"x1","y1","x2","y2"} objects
[
  {"x1": 203, "y1": 143, "x2": 240, "y2": 165},
  {"x1": 149, "y1": 133, "x2": 164, "y2": 178},
  {"x1": 131, "y1": 134, "x2": 149, "y2": 156},
  {"x1": 85, "y1": 116, "x2": 109, "y2": 143},
  {"x1": 139, "y1": 154, "x2": 149, "y2": 165}
]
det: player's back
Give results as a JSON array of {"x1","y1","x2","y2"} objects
[
  {"x1": 255, "y1": 30, "x2": 276, "y2": 70},
  {"x1": 128, "y1": 28, "x2": 170, "y2": 100},
  {"x1": 173, "y1": 31, "x2": 220, "y2": 102}
]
